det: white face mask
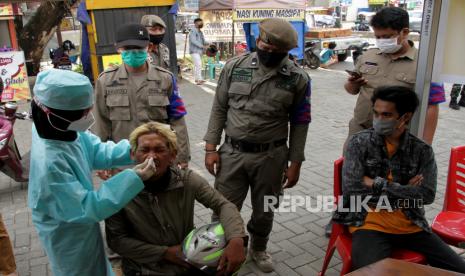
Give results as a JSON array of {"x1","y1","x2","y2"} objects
[
  {"x1": 47, "y1": 112, "x2": 95, "y2": 132},
  {"x1": 67, "y1": 113, "x2": 95, "y2": 132},
  {"x1": 376, "y1": 37, "x2": 402, "y2": 54}
]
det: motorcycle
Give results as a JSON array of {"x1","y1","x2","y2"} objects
[
  {"x1": 352, "y1": 20, "x2": 370, "y2": 32},
  {"x1": 0, "y1": 83, "x2": 31, "y2": 182},
  {"x1": 49, "y1": 40, "x2": 75, "y2": 70},
  {"x1": 304, "y1": 41, "x2": 321, "y2": 70},
  {"x1": 348, "y1": 42, "x2": 370, "y2": 64}
]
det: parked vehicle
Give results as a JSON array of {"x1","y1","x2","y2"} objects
[
  {"x1": 49, "y1": 40, "x2": 75, "y2": 70},
  {"x1": 352, "y1": 14, "x2": 370, "y2": 31},
  {"x1": 408, "y1": 10, "x2": 422, "y2": 33},
  {"x1": 0, "y1": 88, "x2": 31, "y2": 182},
  {"x1": 305, "y1": 12, "x2": 369, "y2": 67},
  {"x1": 348, "y1": 42, "x2": 370, "y2": 64},
  {"x1": 314, "y1": 14, "x2": 336, "y2": 28},
  {"x1": 305, "y1": 36, "x2": 369, "y2": 66},
  {"x1": 304, "y1": 41, "x2": 321, "y2": 69}
]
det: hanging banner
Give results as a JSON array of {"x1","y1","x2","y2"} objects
[
  {"x1": 233, "y1": 8, "x2": 305, "y2": 21},
  {"x1": 199, "y1": 0, "x2": 232, "y2": 10},
  {"x1": 199, "y1": 10, "x2": 245, "y2": 42},
  {"x1": 0, "y1": 51, "x2": 30, "y2": 102},
  {"x1": 233, "y1": 0, "x2": 306, "y2": 10}
]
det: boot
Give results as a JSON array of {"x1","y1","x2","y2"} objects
[
  {"x1": 458, "y1": 95, "x2": 465, "y2": 107},
  {"x1": 250, "y1": 249, "x2": 274, "y2": 272},
  {"x1": 450, "y1": 98, "x2": 460, "y2": 110}
]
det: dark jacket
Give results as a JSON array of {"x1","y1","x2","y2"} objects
[
  {"x1": 105, "y1": 167, "x2": 246, "y2": 275},
  {"x1": 333, "y1": 129, "x2": 437, "y2": 232}
]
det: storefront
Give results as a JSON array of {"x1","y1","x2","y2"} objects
[
  {"x1": 233, "y1": 0, "x2": 307, "y2": 60},
  {"x1": 80, "y1": 0, "x2": 178, "y2": 82},
  {"x1": 0, "y1": 3, "x2": 31, "y2": 103}
]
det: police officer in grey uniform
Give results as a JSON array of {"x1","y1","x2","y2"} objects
[
  {"x1": 94, "y1": 23, "x2": 190, "y2": 178},
  {"x1": 203, "y1": 18, "x2": 312, "y2": 272},
  {"x1": 141, "y1": 15, "x2": 171, "y2": 70}
]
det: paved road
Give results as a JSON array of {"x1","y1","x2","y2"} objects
[{"x1": 1, "y1": 60, "x2": 464, "y2": 275}]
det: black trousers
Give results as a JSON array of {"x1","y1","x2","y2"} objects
[{"x1": 352, "y1": 230, "x2": 465, "y2": 273}]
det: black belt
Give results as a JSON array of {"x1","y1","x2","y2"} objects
[{"x1": 225, "y1": 136, "x2": 287, "y2": 153}]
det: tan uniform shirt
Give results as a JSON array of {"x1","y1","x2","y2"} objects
[
  {"x1": 349, "y1": 46, "x2": 417, "y2": 136},
  {"x1": 204, "y1": 52, "x2": 312, "y2": 162},
  {"x1": 93, "y1": 62, "x2": 190, "y2": 163},
  {"x1": 105, "y1": 167, "x2": 246, "y2": 275},
  {"x1": 148, "y1": 43, "x2": 170, "y2": 70}
]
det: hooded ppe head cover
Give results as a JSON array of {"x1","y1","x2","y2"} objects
[
  {"x1": 34, "y1": 69, "x2": 94, "y2": 111},
  {"x1": 32, "y1": 69, "x2": 93, "y2": 141}
]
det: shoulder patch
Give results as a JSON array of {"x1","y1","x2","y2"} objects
[{"x1": 226, "y1": 52, "x2": 251, "y2": 66}]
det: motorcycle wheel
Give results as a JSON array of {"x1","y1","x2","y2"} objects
[{"x1": 305, "y1": 52, "x2": 320, "y2": 69}]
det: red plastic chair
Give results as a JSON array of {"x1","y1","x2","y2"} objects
[
  {"x1": 319, "y1": 158, "x2": 426, "y2": 276},
  {"x1": 432, "y1": 145, "x2": 465, "y2": 248}
]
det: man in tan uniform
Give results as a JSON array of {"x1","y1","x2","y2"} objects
[
  {"x1": 141, "y1": 15, "x2": 171, "y2": 70},
  {"x1": 203, "y1": 18, "x2": 311, "y2": 272},
  {"x1": 346, "y1": 8, "x2": 417, "y2": 138},
  {"x1": 94, "y1": 23, "x2": 190, "y2": 173}
]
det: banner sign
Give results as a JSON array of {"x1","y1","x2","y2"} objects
[
  {"x1": 233, "y1": 8, "x2": 305, "y2": 21},
  {"x1": 0, "y1": 4, "x2": 13, "y2": 16},
  {"x1": 0, "y1": 51, "x2": 30, "y2": 102},
  {"x1": 200, "y1": 10, "x2": 245, "y2": 42},
  {"x1": 233, "y1": 0, "x2": 306, "y2": 10},
  {"x1": 102, "y1": 54, "x2": 122, "y2": 71}
]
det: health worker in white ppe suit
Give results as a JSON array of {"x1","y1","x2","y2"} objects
[{"x1": 28, "y1": 69, "x2": 156, "y2": 276}]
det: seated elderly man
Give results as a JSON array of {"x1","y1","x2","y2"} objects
[
  {"x1": 105, "y1": 122, "x2": 247, "y2": 276},
  {"x1": 333, "y1": 86, "x2": 465, "y2": 273}
]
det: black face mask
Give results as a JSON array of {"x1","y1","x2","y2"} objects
[
  {"x1": 197, "y1": 24, "x2": 204, "y2": 28},
  {"x1": 149, "y1": 34, "x2": 165, "y2": 45},
  {"x1": 256, "y1": 48, "x2": 288, "y2": 67}
]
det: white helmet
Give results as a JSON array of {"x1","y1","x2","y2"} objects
[{"x1": 182, "y1": 223, "x2": 226, "y2": 269}]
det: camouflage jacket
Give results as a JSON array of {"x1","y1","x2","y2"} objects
[{"x1": 332, "y1": 129, "x2": 437, "y2": 232}]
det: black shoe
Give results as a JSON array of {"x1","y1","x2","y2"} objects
[
  {"x1": 325, "y1": 221, "x2": 332, "y2": 237},
  {"x1": 458, "y1": 97, "x2": 465, "y2": 107},
  {"x1": 450, "y1": 100, "x2": 460, "y2": 110}
]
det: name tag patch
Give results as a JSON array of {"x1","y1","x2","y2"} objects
[{"x1": 231, "y1": 68, "x2": 252, "y2": 83}]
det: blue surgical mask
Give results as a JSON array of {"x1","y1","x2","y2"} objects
[{"x1": 121, "y1": 49, "x2": 147, "y2": 68}]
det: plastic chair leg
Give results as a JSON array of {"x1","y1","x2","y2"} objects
[
  {"x1": 340, "y1": 258, "x2": 352, "y2": 276},
  {"x1": 319, "y1": 245, "x2": 336, "y2": 276}
]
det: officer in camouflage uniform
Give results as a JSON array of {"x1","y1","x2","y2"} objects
[
  {"x1": 203, "y1": 18, "x2": 311, "y2": 273},
  {"x1": 141, "y1": 15, "x2": 171, "y2": 70},
  {"x1": 449, "y1": 84, "x2": 465, "y2": 110},
  {"x1": 94, "y1": 23, "x2": 190, "y2": 175}
]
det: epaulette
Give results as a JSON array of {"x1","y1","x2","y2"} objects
[
  {"x1": 98, "y1": 65, "x2": 120, "y2": 78},
  {"x1": 154, "y1": 65, "x2": 173, "y2": 76}
]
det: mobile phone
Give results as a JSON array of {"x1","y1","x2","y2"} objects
[{"x1": 345, "y1": 69, "x2": 361, "y2": 79}]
